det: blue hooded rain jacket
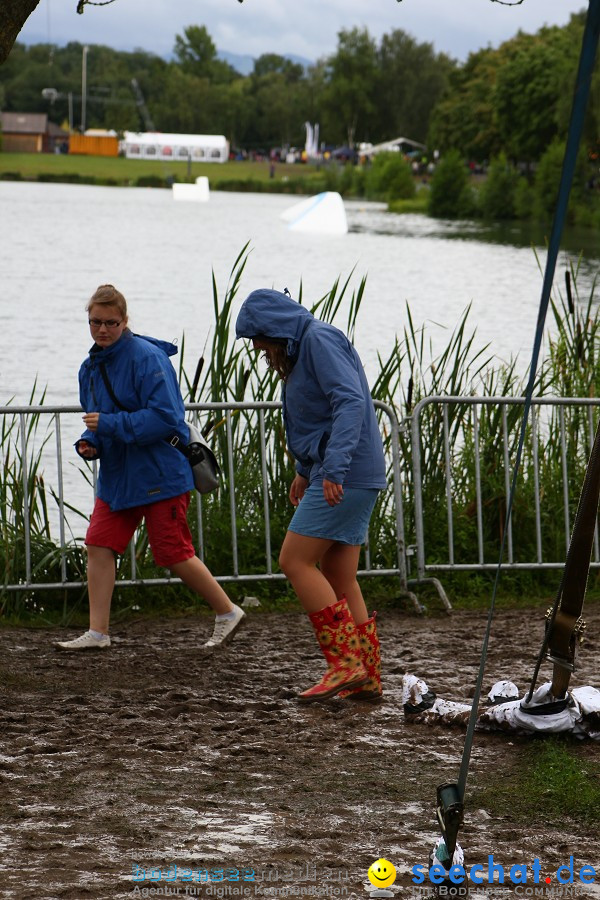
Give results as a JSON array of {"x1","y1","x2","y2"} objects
[
  {"x1": 77, "y1": 330, "x2": 194, "y2": 511},
  {"x1": 236, "y1": 289, "x2": 387, "y2": 490}
]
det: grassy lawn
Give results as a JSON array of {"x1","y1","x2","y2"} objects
[
  {"x1": 0, "y1": 151, "x2": 322, "y2": 186},
  {"x1": 474, "y1": 735, "x2": 600, "y2": 827}
]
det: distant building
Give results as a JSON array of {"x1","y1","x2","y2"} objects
[
  {"x1": 0, "y1": 112, "x2": 68, "y2": 153},
  {"x1": 70, "y1": 130, "x2": 119, "y2": 157},
  {"x1": 122, "y1": 131, "x2": 229, "y2": 163}
]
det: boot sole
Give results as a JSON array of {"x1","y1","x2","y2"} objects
[
  {"x1": 298, "y1": 673, "x2": 369, "y2": 704},
  {"x1": 347, "y1": 690, "x2": 384, "y2": 703}
]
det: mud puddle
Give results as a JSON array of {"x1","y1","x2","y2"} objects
[{"x1": 1, "y1": 604, "x2": 599, "y2": 899}]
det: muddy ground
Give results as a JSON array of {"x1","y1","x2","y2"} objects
[{"x1": 1, "y1": 601, "x2": 600, "y2": 900}]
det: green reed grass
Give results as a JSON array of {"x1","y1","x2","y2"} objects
[
  {"x1": 0, "y1": 384, "x2": 89, "y2": 619},
  {"x1": 2, "y1": 248, "x2": 600, "y2": 618}
]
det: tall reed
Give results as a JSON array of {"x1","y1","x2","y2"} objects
[
  {"x1": 2, "y1": 248, "x2": 599, "y2": 617},
  {"x1": 0, "y1": 384, "x2": 87, "y2": 618}
]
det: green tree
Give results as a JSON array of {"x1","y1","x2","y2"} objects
[
  {"x1": 1, "y1": 41, "x2": 169, "y2": 131},
  {"x1": 478, "y1": 153, "x2": 519, "y2": 220},
  {"x1": 366, "y1": 151, "x2": 415, "y2": 202},
  {"x1": 155, "y1": 65, "x2": 242, "y2": 137},
  {"x1": 428, "y1": 47, "x2": 502, "y2": 162},
  {"x1": 219, "y1": 77, "x2": 254, "y2": 150},
  {"x1": 302, "y1": 58, "x2": 328, "y2": 142},
  {"x1": 428, "y1": 149, "x2": 474, "y2": 218},
  {"x1": 173, "y1": 25, "x2": 236, "y2": 84},
  {"x1": 494, "y1": 28, "x2": 578, "y2": 165},
  {"x1": 252, "y1": 53, "x2": 303, "y2": 81},
  {"x1": 321, "y1": 27, "x2": 379, "y2": 147},
  {"x1": 514, "y1": 177, "x2": 535, "y2": 219},
  {"x1": 377, "y1": 30, "x2": 454, "y2": 144},
  {"x1": 3, "y1": 42, "x2": 63, "y2": 112},
  {"x1": 243, "y1": 54, "x2": 310, "y2": 149},
  {"x1": 533, "y1": 139, "x2": 589, "y2": 224}
]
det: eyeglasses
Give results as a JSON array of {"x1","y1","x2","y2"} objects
[{"x1": 88, "y1": 318, "x2": 122, "y2": 329}]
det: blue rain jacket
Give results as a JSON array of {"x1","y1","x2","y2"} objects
[
  {"x1": 236, "y1": 289, "x2": 387, "y2": 489},
  {"x1": 77, "y1": 329, "x2": 193, "y2": 511}
]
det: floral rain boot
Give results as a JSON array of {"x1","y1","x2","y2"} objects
[
  {"x1": 338, "y1": 612, "x2": 382, "y2": 702},
  {"x1": 298, "y1": 597, "x2": 369, "y2": 703}
]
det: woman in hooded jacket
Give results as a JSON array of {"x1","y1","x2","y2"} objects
[
  {"x1": 55, "y1": 284, "x2": 245, "y2": 652},
  {"x1": 236, "y1": 288, "x2": 387, "y2": 702}
]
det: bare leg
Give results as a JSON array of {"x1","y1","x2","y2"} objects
[
  {"x1": 170, "y1": 556, "x2": 234, "y2": 616},
  {"x1": 87, "y1": 545, "x2": 116, "y2": 634},
  {"x1": 278, "y1": 531, "x2": 337, "y2": 613},
  {"x1": 320, "y1": 543, "x2": 368, "y2": 624}
]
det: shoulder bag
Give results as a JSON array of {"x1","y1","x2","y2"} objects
[{"x1": 98, "y1": 361, "x2": 220, "y2": 494}]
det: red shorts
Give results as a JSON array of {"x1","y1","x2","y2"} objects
[{"x1": 85, "y1": 494, "x2": 195, "y2": 568}]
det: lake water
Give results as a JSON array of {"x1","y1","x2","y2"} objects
[
  {"x1": 2, "y1": 179, "x2": 600, "y2": 410},
  {"x1": 2, "y1": 179, "x2": 599, "y2": 540}
]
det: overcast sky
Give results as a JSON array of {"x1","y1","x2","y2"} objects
[{"x1": 18, "y1": 0, "x2": 586, "y2": 65}]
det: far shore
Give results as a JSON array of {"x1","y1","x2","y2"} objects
[
  {"x1": 0, "y1": 151, "x2": 341, "y2": 189},
  {"x1": 0, "y1": 151, "x2": 430, "y2": 211}
]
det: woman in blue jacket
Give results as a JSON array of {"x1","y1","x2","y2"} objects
[
  {"x1": 236, "y1": 288, "x2": 387, "y2": 702},
  {"x1": 56, "y1": 284, "x2": 245, "y2": 651}
]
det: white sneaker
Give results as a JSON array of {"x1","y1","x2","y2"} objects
[
  {"x1": 55, "y1": 630, "x2": 111, "y2": 651},
  {"x1": 203, "y1": 604, "x2": 246, "y2": 648}
]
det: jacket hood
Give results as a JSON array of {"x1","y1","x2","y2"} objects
[
  {"x1": 135, "y1": 333, "x2": 179, "y2": 358},
  {"x1": 235, "y1": 289, "x2": 313, "y2": 357}
]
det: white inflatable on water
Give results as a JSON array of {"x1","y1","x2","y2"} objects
[
  {"x1": 281, "y1": 191, "x2": 348, "y2": 235},
  {"x1": 172, "y1": 176, "x2": 210, "y2": 202}
]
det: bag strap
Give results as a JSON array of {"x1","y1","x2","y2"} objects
[
  {"x1": 167, "y1": 432, "x2": 193, "y2": 460},
  {"x1": 98, "y1": 360, "x2": 190, "y2": 457},
  {"x1": 99, "y1": 362, "x2": 131, "y2": 411}
]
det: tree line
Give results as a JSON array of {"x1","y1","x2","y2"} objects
[{"x1": 0, "y1": 11, "x2": 596, "y2": 166}]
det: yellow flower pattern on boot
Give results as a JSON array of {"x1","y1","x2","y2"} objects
[
  {"x1": 319, "y1": 630, "x2": 334, "y2": 647},
  {"x1": 298, "y1": 597, "x2": 369, "y2": 703},
  {"x1": 338, "y1": 611, "x2": 383, "y2": 702}
]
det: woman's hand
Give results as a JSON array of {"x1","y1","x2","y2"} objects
[
  {"x1": 289, "y1": 474, "x2": 308, "y2": 507},
  {"x1": 322, "y1": 478, "x2": 344, "y2": 506},
  {"x1": 82, "y1": 412, "x2": 100, "y2": 432},
  {"x1": 77, "y1": 440, "x2": 98, "y2": 459}
]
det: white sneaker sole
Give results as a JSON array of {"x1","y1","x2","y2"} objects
[
  {"x1": 203, "y1": 612, "x2": 246, "y2": 648},
  {"x1": 54, "y1": 639, "x2": 111, "y2": 651}
]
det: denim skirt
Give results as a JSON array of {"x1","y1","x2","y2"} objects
[{"x1": 287, "y1": 483, "x2": 380, "y2": 545}]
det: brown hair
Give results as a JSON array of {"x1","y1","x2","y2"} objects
[
  {"x1": 256, "y1": 337, "x2": 294, "y2": 380},
  {"x1": 86, "y1": 284, "x2": 128, "y2": 320}
]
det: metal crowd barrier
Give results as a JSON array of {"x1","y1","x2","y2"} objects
[
  {"x1": 1, "y1": 400, "x2": 429, "y2": 613},
  {"x1": 410, "y1": 395, "x2": 600, "y2": 582},
  {"x1": 9, "y1": 395, "x2": 596, "y2": 611}
]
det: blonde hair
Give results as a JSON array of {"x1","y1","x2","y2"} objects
[{"x1": 86, "y1": 284, "x2": 128, "y2": 319}]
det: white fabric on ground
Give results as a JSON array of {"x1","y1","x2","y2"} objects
[
  {"x1": 402, "y1": 674, "x2": 600, "y2": 740},
  {"x1": 401, "y1": 673, "x2": 432, "y2": 708},
  {"x1": 487, "y1": 680, "x2": 519, "y2": 703}
]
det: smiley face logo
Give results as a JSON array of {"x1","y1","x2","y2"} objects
[{"x1": 367, "y1": 858, "x2": 396, "y2": 889}]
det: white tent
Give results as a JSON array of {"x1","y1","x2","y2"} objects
[
  {"x1": 122, "y1": 132, "x2": 229, "y2": 163},
  {"x1": 359, "y1": 136, "x2": 427, "y2": 158}
]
